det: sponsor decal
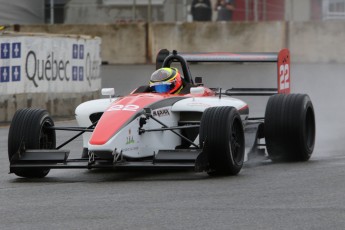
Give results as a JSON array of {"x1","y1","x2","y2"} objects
[
  {"x1": 24, "y1": 45, "x2": 100, "y2": 87},
  {"x1": 72, "y1": 44, "x2": 78, "y2": 59},
  {"x1": 72, "y1": 44, "x2": 84, "y2": 60},
  {"x1": 186, "y1": 102, "x2": 211, "y2": 107},
  {"x1": 0, "y1": 42, "x2": 21, "y2": 83},
  {"x1": 79, "y1": 44, "x2": 84, "y2": 59},
  {"x1": 1, "y1": 43, "x2": 10, "y2": 59},
  {"x1": 12, "y1": 43, "x2": 21, "y2": 58},
  {"x1": 152, "y1": 108, "x2": 170, "y2": 117},
  {"x1": 0, "y1": 66, "x2": 10, "y2": 82},
  {"x1": 72, "y1": 66, "x2": 78, "y2": 81},
  {"x1": 0, "y1": 37, "x2": 101, "y2": 94},
  {"x1": 11, "y1": 66, "x2": 21, "y2": 81},
  {"x1": 84, "y1": 52, "x2": 100, "y2": 86},
  {"x1": 0, "y1": 42, "x2": 99, "y2": 88},
  {"x1": 122, "y1": 146, "x2": 139, "y2": 152},
  {"x1": 79, "y1": 66, "x2": 84, "y2": 81},
  {"x1": 72, "y1": 44, "x2": 85, "y2": 83},
  {"x1": 25, "y1": 51, "x2": 70, "y2": 87},
  {"x1": 126, "y1": 129, "x2": 135, "y2": 145}
]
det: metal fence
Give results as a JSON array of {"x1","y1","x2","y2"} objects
[
  {"x1": 1, "y1": 0, "x2": 345, "y2": 25},
  {"x1": 322, "y1": 0, "x2": 345, "y2": 20},
  {"x1": 47, "y1": 0, "x2": 287, "y2": 24}
]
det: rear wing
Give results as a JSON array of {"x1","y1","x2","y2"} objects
[{"x1": 156, "y1": 49, "x2": 290, "y2": 94}]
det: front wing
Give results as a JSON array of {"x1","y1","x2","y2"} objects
[{"x1": 9, "y1": 122, "x2": 263, "y2": 173}]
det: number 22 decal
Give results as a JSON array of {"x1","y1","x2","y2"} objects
[
  {"x1": 107, "y1": 104, "x2": 139, "y2": 112},
  {"x1": 279, "y1": 64, "x2": 290, "y2": 90}
]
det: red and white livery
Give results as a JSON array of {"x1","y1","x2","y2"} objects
[{"x1": 8, "y1": 49, "x2": 315, "y2": 179}]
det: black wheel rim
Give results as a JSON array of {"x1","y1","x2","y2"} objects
[
  {"x1": 230, "y1": 118, "x2": 244, "y2": 164},
  {"x1": 39, "y1": 119, "x2": 55, "y2": 149},
  {"x1": 304, "y1": 107, "x2": 315, "y2": 150}
]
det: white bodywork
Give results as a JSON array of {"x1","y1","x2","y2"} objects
[
  {"x1": 87, "y1": 106, "x2": 181, "y2": 158},
  {"x1": 171, "y1": 97, "x2": 247, "y2": 113},
  {"x1": 75, "y1": 98, "x2": 117, "y2": 149},
  {"x1": 75, "y1": 93, "x2": 248, "y2": 159}
]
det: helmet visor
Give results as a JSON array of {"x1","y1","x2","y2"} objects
[{"x1": 151, "y1": 82, "x2": 173, "y2": 93}]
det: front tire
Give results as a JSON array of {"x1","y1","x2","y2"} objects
[
  {"x1": 200, "y1": 106, "x2": 245, "y2": 176},
  {"x1": 264, "y1": 94, "x2": 315, "y2": 162},
  {"x1": 8, "y1": 108, "x2": 56, "y2": 178}
]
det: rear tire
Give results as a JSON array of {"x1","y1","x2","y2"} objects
[
  {"x1": 264, "y1": 94, "x2": 315, "y2": 162},
  {"x1": 8, "y1": 108, "x2": 56, "y2": 178},
  {"x1": 200, "y1": 106, "x2": 245, "y2": 176}
]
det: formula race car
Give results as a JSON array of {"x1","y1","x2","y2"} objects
[{"x1": 8, "y1": 49, "x2": 316, "y2": 178}]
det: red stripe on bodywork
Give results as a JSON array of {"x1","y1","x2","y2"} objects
[
  {"x1": 90, "y1": 94, "x2": 167, "y2": 145},
  {"x1": 239, "y1": 104, "x2": 249, "y2": 115},
  {"x1": 239, "y1": 105, "x2": 249, "y2": 111}
]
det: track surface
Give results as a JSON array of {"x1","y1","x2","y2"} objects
[{"x1": 1, "y1": 63, "x2": 345, "y2": 229}]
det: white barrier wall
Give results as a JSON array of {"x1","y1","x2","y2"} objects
[
  {"x1": 0, "y1": 33, "x2": 101, "y2": 95},
  {"x1": 0, "y1": 32, "x2": 102, "y2": 122}
]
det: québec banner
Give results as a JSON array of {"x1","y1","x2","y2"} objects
[{"x1": 0, "y1": 33, "x2": 101, "y2": 95}]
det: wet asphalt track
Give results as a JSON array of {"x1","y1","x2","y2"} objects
[{"x1": 1, "y1": 63, "x2": 345, "y2": 229}]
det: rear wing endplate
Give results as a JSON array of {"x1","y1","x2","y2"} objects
[{"x1": 156, "y1": 49, "x2": 290, "y2": 94}]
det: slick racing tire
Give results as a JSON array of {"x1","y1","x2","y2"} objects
[
  {"x1": 264, "y1": 94, "x2": 315, "y2": 162},
  {"x1": 200, "y1": 106, "x2": 245, "y2": 176},
  {"x1": 8, "y1": 108, "x2": 56, "y2": 178}
]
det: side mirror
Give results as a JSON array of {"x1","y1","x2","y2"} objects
[
  {"x1": 101, "y1": 88, "x2": 115, "y2": 101},
  {"x1": 195, "y1": 77, "x2": 203, "y2": 86},
  {"x1": 190, "y1": 87, "x2": 205, "y2": 95}
]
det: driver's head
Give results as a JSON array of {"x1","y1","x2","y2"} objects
[{"x1": 149, "y1": 67, "x2": 183, "y2": 94}]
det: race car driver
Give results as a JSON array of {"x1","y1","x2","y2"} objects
[{"x1": 149, "y1": 67, "x2": 184, "y2": 94}]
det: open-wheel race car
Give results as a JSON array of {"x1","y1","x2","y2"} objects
[{"x1": 8, "y1": 49, "x2": 316, "y2": 178}]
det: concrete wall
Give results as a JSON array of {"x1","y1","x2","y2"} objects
[
  {"x1": 148, "y1": 22, "x2": 287, "y2": 63},
  {"x1": 9, "y1": 21, "x2": 345, "y2": 64},
  {"x1": 13, "y1": 22, "x2": 287, "y2": 64},
  {"x1": 285, "y1": 0, "x2": 311, "y2": 21},
  {"x1": 289, "y1": 21, "x2": 345, "y2": 63},
  {"x1": 17, "y1": 23, "x2": 147, "y2": 64},
  {"x1": 8, "y1": 20, "x2": 345, "y2": 64}
]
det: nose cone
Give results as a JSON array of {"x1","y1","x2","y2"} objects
[{"x1": 89, "y1": 93, "x2": 166, "y2": 145}]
